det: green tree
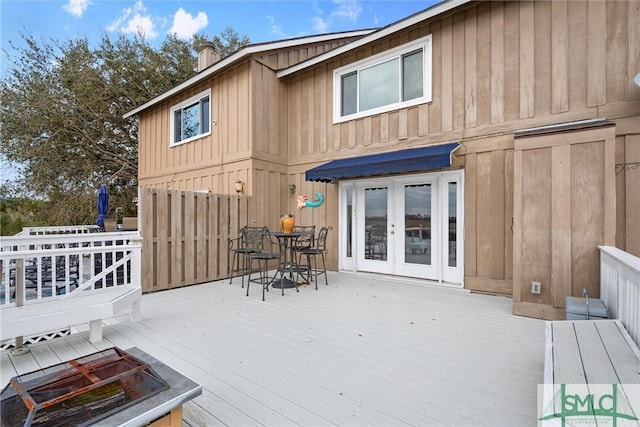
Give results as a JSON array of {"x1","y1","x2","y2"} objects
[{"x1": 1, "y1": 28, "x2": 249, "y2": 226}]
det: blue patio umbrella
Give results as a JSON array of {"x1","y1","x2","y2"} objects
[{"x1": 96, "y1": 184, "x2": 109, "y2": 229}]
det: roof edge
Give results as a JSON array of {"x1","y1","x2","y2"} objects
[
  {"x1": 123, "y1": 29, "x2": 374, "y2": 119},
  {"x1": 276, "y1": 0, "x2": 471, "y2": 79}
]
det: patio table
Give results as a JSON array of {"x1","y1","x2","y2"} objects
[{"x1": 270, "y1": 231, "x2": 303, "y2": 292}]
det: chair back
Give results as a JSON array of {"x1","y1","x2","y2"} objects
[
  {"x1": 293, "y1": 225, "x2": 315, "y2": 249},
  {"x1": 258, "y1": 227, "x2": 283, "y2": 255},
  {"x1": 315, "y1": 226, "x2": 333, "y2": 251},
  {"x1": 242, "y1": 226, "x2": 267, "y2": 251}
]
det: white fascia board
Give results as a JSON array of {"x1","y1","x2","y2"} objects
[
  {"x1": 122, "y1": 30, "x2": 374, "y2": 119},
  {"x1": 276, "y1": 0, "x2": 471, "y2": 79}
]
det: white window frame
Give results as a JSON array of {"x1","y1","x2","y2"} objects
[
  {"x1": 333, "y1": 35, "x2": 432, "y2": 124},
  {"x1": 169, "y1": 89, "x2": 211, "y2": 147}
]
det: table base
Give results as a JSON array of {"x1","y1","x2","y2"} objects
[{"x1": 271, "y1": 278, "x2": 296, "y2": 289}]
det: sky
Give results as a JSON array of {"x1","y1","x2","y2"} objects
[
  {"x1": 0, "y1": 0, "x2": 440, "y2": 185},
  {"x1": 1, "y1": 0, "x2": 440, "y2": 73}
]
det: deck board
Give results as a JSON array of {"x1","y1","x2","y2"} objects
[{"x1": 1, "y1": 273, "x2": 545, "y2": 426}]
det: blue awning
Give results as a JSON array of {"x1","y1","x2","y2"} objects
[{"x1": 305, "y1": 142, "x2": 460, "y2": 183}]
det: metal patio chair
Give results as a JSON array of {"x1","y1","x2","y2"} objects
[
  {"x1": 291, "y1": 225, "x2": 315, "y2": 282},
  {"x1": 246, "y1": 228, "x2": 283, "y2": 301},
  {"x1": 296, "y1": 226, "x2": 332, "y2": 289},
  {"x1": 228, "y1": 226, "x2": 266, "y2": 288}
]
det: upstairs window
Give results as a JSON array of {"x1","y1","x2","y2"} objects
[
  {"x1": 334, "y1": 35, "x2": 431, "y2": 123},
  {"x1": 170, "y1": 90, "x2": 211, "y2": 146}
]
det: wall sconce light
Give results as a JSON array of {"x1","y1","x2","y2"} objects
[
  {"x1": 233, "y1": 179, "x2": 244, "y2": 194},
  {"x1": 289, "y1": 184, "x2": 296, "y2": 194}
]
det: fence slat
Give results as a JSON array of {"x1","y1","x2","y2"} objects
[
  {"x1": 196, "y1": 193, "x2": 208, "y2": 283},
  {"x1": 184, "y1": 191, "x2": 196, "y2": 285},
  {"x1": 160, "y1": 190, "x2": 171, "y2": 291}
]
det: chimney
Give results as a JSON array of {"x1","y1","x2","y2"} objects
[{"x1": 198, "y1": 41, "x2": 220, "y2": 72}]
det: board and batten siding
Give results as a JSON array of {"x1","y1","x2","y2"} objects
[
  {"x1": 513, "y1": 125, "x2": 616, "y2": 319},
  {"x1": 133, "y1": 0, "x2": 639, "y2": 311},
  {"x1": 137, "y1": 63, "x2": 253, "y2": 194},
  {"x1": 278, "y1": 0, "x2": 639, "y2": 300}
]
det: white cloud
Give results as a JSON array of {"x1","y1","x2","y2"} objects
[
  {"x1": 168, "y1": 8, "x2": 208, "y2": 40},
  {"x1": 312, "y1": 17, "x2": 329, "y2": 33},
  {"x1": 266, "y1": 15, "x2": 288, "y2": 39},
  {"x1": 62, "y1": 0, "x2": 90, "y2": 18},
  {"x1": 331, "y1": 0, "x2": 362, "y2": 21},
  {"x1": 107, "y1": 1, "x2": 158, "y2": 39}
]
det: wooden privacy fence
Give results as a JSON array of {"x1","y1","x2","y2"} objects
[{"x1": 139, "y1": 188, "x2": 250, "y2": 293}]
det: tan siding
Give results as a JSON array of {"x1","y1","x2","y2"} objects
[
  {"x1": 282, "y1": 1, "x2": 636, "y2": 167},
  {"x1": 551, "y1": 0, "x2": 568, "y2": 114},
  {"x1": 607, "y1": 1, "x2": 629, "y2": 103},
  {"x1": 534, "y1": 1, "x2": 551, "y2": 118},
  {"x1": 464, "y1": 6, "x2": 478, "y2": 129},
  {"x1": 550, "y1": 144, "x2": 571, "y2": 308},
  {"x1": 428, "y1": 20, "x2": 442, "y2": 134},
  {"x1": 473, "y1": 3, "x2": 492, "y2": 127},
  {"x1": 513, "y1": 126, "x2": 616, "y2": 318},
  {"x1": 503, "y1": 148, "x2": 514, "y2": 281},
  {"x1": 625, "y1": 134, "x2": 640, "y2": 257},
  {"x1": 571, "y1": 141, "x2": 605, "y2": 297},
  {"x1": 253, "y1": 61, "x2": 284, "y2": 162},
  {"x1": 462, "y1": 135, "x2": 513, "y2": 294},
  {"x1": 474, "y1": 150, "x2": 505, "y2": 279},
  {"x1": 451, "y1": 12, "x2": 465, "y2": 131},
  {"x1": 567, "y1": 1, "x2": 588, "y2": 112},
  {"x1": 441, "y1": 15, "x2": 453, "y2": 132},
  {"x1": 489, "y1": 1, "x2": 504, "y2": 125},
  {"x1": 616, "y1": 135, "x2": 626, "y2": 251},
  {"x1": 520, "y1": 147, "x2": 552, "y2": 306},
  {"x1": 518, "y1": 1, "x2": 533, "y2": 119},
  {"x1": 464, "y1": 153, "x2": 477, "y2": 278},
  {"x1": 254, "y1": 38, "x2": 362, "y2": 70},
  {"x1": 628, "y1": 0, "x2": 640, "y2": 101}
]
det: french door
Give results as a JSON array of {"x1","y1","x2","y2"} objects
[{"x1": 339, "y1": 171, "x2": 463, "y2": 285}]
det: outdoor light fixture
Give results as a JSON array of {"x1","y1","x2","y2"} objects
[
  {"x1": 233, "y1": 179, "x2": 244, "y2": 194},
  {"x1": 289, "y1": 184, "x2": 296, "y2": 194}
]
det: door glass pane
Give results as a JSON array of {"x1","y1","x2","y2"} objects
[
  {"x1": 359, "y1": 59, "x2": 399, "y2": 112},
  {"x1": 346, "y1": 189, "x2": 353, "y2": 258},
  {"x1": 364, "y1": 187, "x2": 387, "y2": 261},
  {"x1": 404, "y1": 184, "x2": 431, "y2": 265},
  {"x1": 448, "y1": 182, "x2": 457, "y2": 267}
]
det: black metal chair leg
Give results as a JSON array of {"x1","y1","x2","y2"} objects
[{"x1": 321, "y1": 253, "x2": 328, "y2": 286}]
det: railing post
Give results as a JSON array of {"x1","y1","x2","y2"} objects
[
  {"x1": 129, "y1": 235, "x2": 143, "y2": 322},
  {"x1": 13, "y1": 258, "x2": 30, "y2": 355}
]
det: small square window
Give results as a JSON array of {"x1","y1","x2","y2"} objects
[{"x1": 170, "y1": 90, "x2": 211, "y2": 146}]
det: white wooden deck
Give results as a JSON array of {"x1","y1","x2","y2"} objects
[{"x1": 1, "y1": 273, "x2": 545, "y2": 426}]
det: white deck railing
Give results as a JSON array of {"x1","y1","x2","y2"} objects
[
  {"x1": 599, "y1": 246, "x2": 640, "y2": 346},
  {"x1": 16, "y1": 224, "x2": 102, "y2": 236},
  {"x1": 0, "y1": 230, "x2": 142, "y2": 344}
]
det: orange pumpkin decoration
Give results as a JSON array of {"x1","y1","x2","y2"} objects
[{"x1": 280, "y1": 214, "x2": 295, "y2": 233}]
